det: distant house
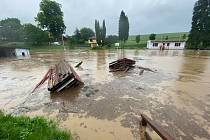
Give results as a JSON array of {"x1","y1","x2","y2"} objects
[
  {"x1": 115, "y1": 43, "x2": 120, "y2": 47},
  {"x1": 0, "y1": 47, "x2": 30, "y2": 58},
  {"x1": 88, "y1": 37, "x2": 98, "y2": 48},
  {"x1": 147, "y1": 40, "x2": 186, "y2": 50},
  {"x1": 51, "y1": 42, "x2": 61, "y2": 46}
]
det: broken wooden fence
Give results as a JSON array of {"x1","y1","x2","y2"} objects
[{"x1": 140, "y1": 114, "x2": 174, "y2": 140}]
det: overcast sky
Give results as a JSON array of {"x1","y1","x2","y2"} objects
[{"x1": 0, "y1": 0, "x2": 196, "y2": 35}]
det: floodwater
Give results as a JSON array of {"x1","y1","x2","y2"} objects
[{"x1": 0, "y1": 49, "x2": 210, "y2": 140}]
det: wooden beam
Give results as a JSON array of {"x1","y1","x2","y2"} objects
[{"x1": 141, "y1": 114, "x2": 174, "y2": 140}]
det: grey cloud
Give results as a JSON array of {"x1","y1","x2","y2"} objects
[{"x1": 0, "y1": 0, "x2": 196, "y2": 35}]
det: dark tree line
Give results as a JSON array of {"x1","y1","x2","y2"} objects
[
  {"x1": 0, "y1": 0, "x2": 66, "y2": 45},
  {"x1": 23, "y1": 24, "x2": 49, "y2": 45},
  {"x1": 93, "y1": 10, "x2": 129, "y2": 47},
  {"x1": 0, "y1": 18, "x2": 49, "y2": 45},
  {"x1": 187, "y1": 0, "x2": 210, "y2": 49},
  {"x1": 70, "y1": 27, "x2": 95, "y2": 44},
  {"x1": 0, "y1": 1, "x2": 133, "y2": 48},
  {"x1": 0, "y1": 18, "x2": 24, "y2": 42}
]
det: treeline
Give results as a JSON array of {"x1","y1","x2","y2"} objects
[
  {"x1": 69, "y1": 25, "x2": 118, "y2": 47},
  {"x1": 0, "y1": 18, "x2": 49, "y2": 45},
  {"x1": 91, "y1": 10, "x2": 130, "y2": 47},
  {"x1": 0, "y1": 0, "x2": 66, "y2": 45},
  {"x1": 0, "y1": 0, "x2": 130, "y2": 48},
  {"x1": 69, "y1": 28, "x2": 95, "y2": 44}
]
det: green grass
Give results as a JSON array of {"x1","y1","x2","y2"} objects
[
  {"x1": 0, "y1": 111, "x2": 71, "y2": 140},
  {"x1": 126, "y1": 32, "x2": 189, "y2": 47},
  {"x1": 129, "y1": 32, "x2": 189, "y2": 43}
]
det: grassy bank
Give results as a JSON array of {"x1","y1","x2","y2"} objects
[
  {"x1": 127, "y1": 32, "x2": 188, "y2": 46},
  {"x1": 0, "y1": 111, "x2": 71, "y2": 140},
  {"x1": 96, "y1": 32, "x2": 188, "y2": 49}
]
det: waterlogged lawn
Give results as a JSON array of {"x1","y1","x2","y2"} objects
[{"x1": 0, "y1": 111, "x2": 71, "y2": 140}]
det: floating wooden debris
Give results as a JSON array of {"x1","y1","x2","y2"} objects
[
  {"x1": 139, "y1": 69, "x2": 144, "y2": 75},
  {"x1": 75, "y1": 61, "x2": 83, "y2": 68},
  {"x1": 138, "y1": 66, "x2": 156, "y2": 72},
  {"x1": 32, "y1": 60, "x2": 83, "y2": 93},
  {"x1": 109, "y1": 58, "x2": 136, "y2": 72}
]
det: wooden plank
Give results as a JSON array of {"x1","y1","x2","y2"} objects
[
  {"x1": 56, "y1": 78, "x2": 75, "y2": 92},
  {"x1": 141, "y1": 114, "x2": 174, "y2": 140},
  {"x1": 63, "y1": 60, "x2": 83, "y2": 83},
  {"x1": 75, "y1": 61, "x2": 83, "y2": 68},
  {"x1": 32, "y1": 68, "x2": 52, "y2": 93}
]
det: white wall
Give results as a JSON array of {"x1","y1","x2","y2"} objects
[
  {"x1": 15, "y1": 49, "x2": 30, "y2": 58},
  {"x1": 147, "y1": 40, "x2": 185, "y2": 50}
]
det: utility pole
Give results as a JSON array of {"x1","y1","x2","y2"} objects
[{"x1": 62, "y1": 34, "x2": 66, "y2": 50}]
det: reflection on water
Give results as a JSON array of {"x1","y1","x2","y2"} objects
[{"x1": 0, "y1": 49, "x2": 210, "y2": 140}]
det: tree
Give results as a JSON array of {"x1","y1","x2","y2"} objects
[
  {"x1": 149, "y1": 33, "x2": 156, "y2": 40},
  {"x1": 187, "y1": 0, "x2": 210, "y2": 49},
  {"x1": 0, "y1": 18, "x2": 23, "y2": 41},
  {"x1": 136, "y1": 35, "x2": 140, "y2": 44},
  {"x1": 105, "y1": 35, "x2": 118, "y2": 47},
  {"x1": 23, "y1": 24, "x2": 49, "y2": 45},
  {"x1": 119, "y1": 10, "x2": 129, "y2": 42},
  {"x1": 36, "y1": 0, "x2": 66, "y2": 40},
  {"x1": 165, "y1": 36, "x2": 168, "y2": 40},
  {"x1": 95, "y1": 20, "x2": 106, "y2": 46},
  {"x1": 80, "y1": 27, "x2": 95, "y2": 41},
  {"x1": 71, "y1": 28, "x2": 84, "y2": 44},
  {"x1": 102, "y1": 20, "x2": 106, "y2": 45},
  {"x1": 74, "y1": 28, "x2": 81, "y2": 41},
  {"x1": 95, "y1": 20, "x2": 101, "y2": 46},
  {"x1": 182, "y1": 34, "x2": 187, "y2": 40}
]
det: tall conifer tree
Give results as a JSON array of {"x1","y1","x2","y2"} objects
[
  {"x1": 188, "y1": 0, "x2": 210, "y2": 49},
  {"x1": 119, "y1": 10, "x2": 129, "y2": 42},
  {"x1": 95, "y1": 19, "x2": 106, "y2": 46}
]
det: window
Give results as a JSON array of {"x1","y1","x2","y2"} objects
[
  {"x1": 167, "y1": 43, "x2": 170, "y2": 46},
  {"x1": 175, "y1": 43, "x2": 181, "y2": 47},
  {"x1": 152, "y1": 43, "x2": 158, "y2": 47}
]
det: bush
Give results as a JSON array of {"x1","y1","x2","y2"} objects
[{"x1": 105, "y1": 35, "x2": 118, "y2": 46}]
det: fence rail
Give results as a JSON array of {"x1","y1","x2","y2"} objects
[{"x1": 140, "y1": 114, "x2": 174, "y2": 140}]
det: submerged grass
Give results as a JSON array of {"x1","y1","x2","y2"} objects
[{"x1": 0, "y1": 111, "x2": 71, "y2": 140}]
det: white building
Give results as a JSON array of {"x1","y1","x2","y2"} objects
[
  {"x1": 15, "y1": 48, "x2": 30, "y2": 58},
  {"x1": 147, "y1": 40, "x2": 186, "y2": 50},
  {"x1": 0, "y1": 47, "x2": 30, "y2": 58},
  {"x1": 88, "y1": 37, "x2": 98, "y2": 48}
]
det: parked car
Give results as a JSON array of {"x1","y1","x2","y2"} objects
[{"x1": 51, "y1": 42, "x2": 61, "y2": 45}]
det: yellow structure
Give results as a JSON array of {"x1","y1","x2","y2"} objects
[{"x1": 88, "y1": 37, "x2": 98, "y2": 48}]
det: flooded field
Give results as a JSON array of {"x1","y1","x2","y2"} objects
[{"x1": 0, "y1": 49, "x2": 210, "y2": 140}]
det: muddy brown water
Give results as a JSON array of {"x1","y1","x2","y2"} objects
[{"x1": 0, "y1": 49, "x2": 210, "y2": 140}]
